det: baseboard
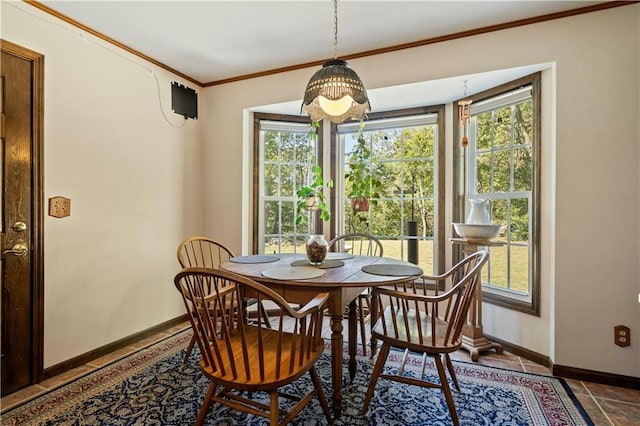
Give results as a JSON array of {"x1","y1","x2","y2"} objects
[
  {"x1": 484, "y1": 333, "x2": 552, "y2": 367},
  {"x1": 553, "y1": 364, "x2": 640, "y2": 390},
  {"x1": 43, "y1": 314, "x2": 189, "y2": 380},
  {"x1": 485, "y1": 333, "x2": 640, "y2": 390}
]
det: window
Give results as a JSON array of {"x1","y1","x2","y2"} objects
[
  {"x1": 254, "y1": 108, "x2": 444, "y2": 275},
  {"x1": 455, "y1": 73, "x2": 541, "y2": 315},
  {"x1": 335, "y1": 107, "x2": 445, "y2": 275},
  {"x1": 253, "y1": 114, "x2": 320, "y2": 255}
]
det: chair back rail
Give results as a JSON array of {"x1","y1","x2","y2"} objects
[
  {"x1": 328, "y1": 232, "x2": 383, "y2": 256},
  {"x1": 177, "y1": 236, "x2": 234, "y2": 269}
]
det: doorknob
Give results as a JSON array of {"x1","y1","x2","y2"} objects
[
  {"x1": 11, "y1": 221, "x2": 27, "y2": 232},
  {"x1": 3, "y1": 242, "x2": 28, "y2": 257}
]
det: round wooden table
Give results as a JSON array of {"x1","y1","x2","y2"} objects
[{"x1": 221, "y1": 252, "x2": 421, "y2": 417}]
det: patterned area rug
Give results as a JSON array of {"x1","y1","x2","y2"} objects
[{"x1": 2, "y1": 329, "x2": 593, "y2": 425}]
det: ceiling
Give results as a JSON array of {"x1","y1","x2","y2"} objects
[
  {"x1": 39, "y1": 0, "x2": 608, "y2": 85},
  {"x1": 33, "y1": 1, "x2": 612, "y2": 113}
]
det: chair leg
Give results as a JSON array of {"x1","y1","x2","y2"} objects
[
  {"x1": 269, "y1": 389, "x2": 279, "y2": 426},
  {"x1": 362, "y1": 342, "x2": 391, "y2": 415},
  {"x1": 434, "y1": 354, "x2": 460, "y2": 426},
  {"x1": 259, "y1": 301, "x2": 272, "y2": 329},
  {"x1": 357, "y1": 295, "x2": 368, "y2": 356},
  {"x1": 369, "y1": 293, "x2": 379, "y2": 359},
  {"x1": 183, "y1": 334, "x2": 196, "y2": 364},
  {"x1": 309, "y1": 366, "x2": 333, "y2": 424},
  {"x1": 445, "y1": 353, "x2": 460, "y2": 391},
  {"x1": 195, "y1": 382, "x2": 217, "y2": 426}
]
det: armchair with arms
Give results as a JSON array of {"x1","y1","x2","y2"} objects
[
  {"x1": 362, "y1": 250, "x2": 489, "y2": 426},
  {"x1": 174, "y1": 267, "x2": 332, "y2": 426}
]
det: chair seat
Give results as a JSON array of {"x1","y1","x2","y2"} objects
[
  {"x1": 373, "y1": 307, "x2": 461, "y2": 354},
  {"x1": 200, "y1": 326, "x2": 324, "y2": 391}
]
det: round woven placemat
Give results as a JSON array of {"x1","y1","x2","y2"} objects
[
  {"x1": 290, "y1": 259, "x2": 345, "y2": 269},
  {"x1": 262, "y1": 267, "x2": 326, "y2": 280},
  {"x1": 229, "y1": 255, "x2": 280, "y2": 264},
  {"x1": 361, "y1": 264, "x2": 423, "y2": 277}
]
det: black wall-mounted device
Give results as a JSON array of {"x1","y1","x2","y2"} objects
[{"x1": 171, "y1": 81, "x2": 198, "y2": 119}]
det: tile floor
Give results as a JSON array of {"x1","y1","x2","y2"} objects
[{"x1": 2, "y1": 320, "x2": 638, "y2": 425}]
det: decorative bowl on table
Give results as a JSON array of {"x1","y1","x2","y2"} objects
[{"x1": 452, "y1": 223, "x2": 503, "y2": 240}]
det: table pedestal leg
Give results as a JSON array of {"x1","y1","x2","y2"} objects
[
  {"x1": 330, "y1": 313, "x2": 343, "y2": 417},
  {"x1": 461, "y1": 265, "x2": 503, "y2": 361},
  {"x1": 461, "y1": 334, "x2": 503, "y2": 362}
]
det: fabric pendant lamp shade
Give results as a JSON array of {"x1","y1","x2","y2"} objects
[{"x1": 302, "y1": 59, "x2": 371, "y2": 124}]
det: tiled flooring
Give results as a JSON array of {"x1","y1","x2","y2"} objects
[{"x1": 2, "y1": 320, "x2": 639, "y2": 425}]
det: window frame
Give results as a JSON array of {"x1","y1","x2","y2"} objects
[
  {"x1": 252, "y1": 112, "x2": 323, "y2": 255},
  {"x1": 332, "y1": 106, "x2": 446, "y2": 275},
  {"x1": 453, "y1": 73, "x2": 541, "y2": 316}
]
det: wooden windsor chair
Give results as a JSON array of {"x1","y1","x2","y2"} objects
[
  {"x1": 176, "y1": 236, "x2": 271, "y2": 364},
  {"x1": 328, "y1": 232, "x2": 383, "y2": 356},
  {"x1": 362, "y1": 250, "x2": 489, "y2": 426},
  {"x1": 174, "y1": 267, "x2": 332, "y2": 426}
]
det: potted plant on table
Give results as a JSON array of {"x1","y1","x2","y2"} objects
[{"x1": 344, "y1": 123, "x2": 384, "y2": 212}]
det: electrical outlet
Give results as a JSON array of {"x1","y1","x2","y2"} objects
[{"x1": 614, "y1": 325, "x2": 630, "y2": 347}]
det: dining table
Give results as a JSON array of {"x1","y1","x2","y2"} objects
[{"x1": 220, "y1": 252, "x2": 423, "y2": 417}]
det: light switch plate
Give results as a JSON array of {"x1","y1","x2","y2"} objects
[{"x1": 49, "y1": 196, "x2": 71, "y2": 218}]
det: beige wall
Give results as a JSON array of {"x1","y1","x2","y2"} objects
[
  {"x1": 202, "y1": 6, "x2": 640, "y2": 377},
  {"x1": 3, "y1": 2, "x2": 204, "y2": 367}
]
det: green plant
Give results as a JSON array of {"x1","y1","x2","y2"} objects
[
  {"x1": 295, "y1": 162, "x2": 333, "y2": 224},
  {"x1": 296, "y1": 121, "x2": 333, "y2": 225},
  {"x1": 344, "y1": 122, "x2": 384, "y2": 205}
]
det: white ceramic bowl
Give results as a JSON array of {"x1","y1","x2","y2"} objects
[{"x1": 452, "y1": 223, "x2": 502, "y2": 240}]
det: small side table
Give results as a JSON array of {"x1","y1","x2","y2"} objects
[{"x1": 450, "y1": 238, "x2": 504, "y2": 362}]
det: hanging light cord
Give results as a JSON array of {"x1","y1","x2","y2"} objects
[
  {"x1": 333, "y1": 0, "x2": 339, "y2": 59},
  {"x1": 7, "y1": 1, "x2": 185, "y2": 128}
]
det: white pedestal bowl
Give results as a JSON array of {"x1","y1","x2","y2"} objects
[{"x1": 452, "y1": 223, "x2": 502, "y2": 240}]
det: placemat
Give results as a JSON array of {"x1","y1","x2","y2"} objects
[
  {"x1": 262, "y1": 267, "x2": 326, "y2": 280},
  {"x1": 290, "y1": 259, "x2": 345, "y2": 269},
  {"x1": 325, "y1": 252, "x2": 354, "y2": 260},
  {"x1": 362, "y1": 264, "x2": 423, "y2": 277},
  {"x1": 229, "y1": 255, "x2": 280, "y2": 264}
]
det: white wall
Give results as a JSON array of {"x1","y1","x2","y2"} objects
[
  {"x1": 202, "y1": 6, "x2": 640, "y2": 377},
  {"x1": 2, "y1": 2, "x2": 204, "y2": 367}
]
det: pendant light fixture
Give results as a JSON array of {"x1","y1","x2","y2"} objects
[
  {"x1": 458, "y1": 80, "x2": 473, "y2": 147},
  {"x1": 301, "y1": 0, "x2": 370, "y2": 124}
]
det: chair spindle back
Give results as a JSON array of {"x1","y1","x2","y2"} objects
[
  {"x1": 328, "y1": 232, "x2": 383, "y2": 257},
  {"x1": 175, "y1": 267, "x2": 328, "y2": 387}
]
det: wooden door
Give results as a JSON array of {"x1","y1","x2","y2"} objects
[{"x1": 1, "y1": 40, "x2": 44, "y2": 396}]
